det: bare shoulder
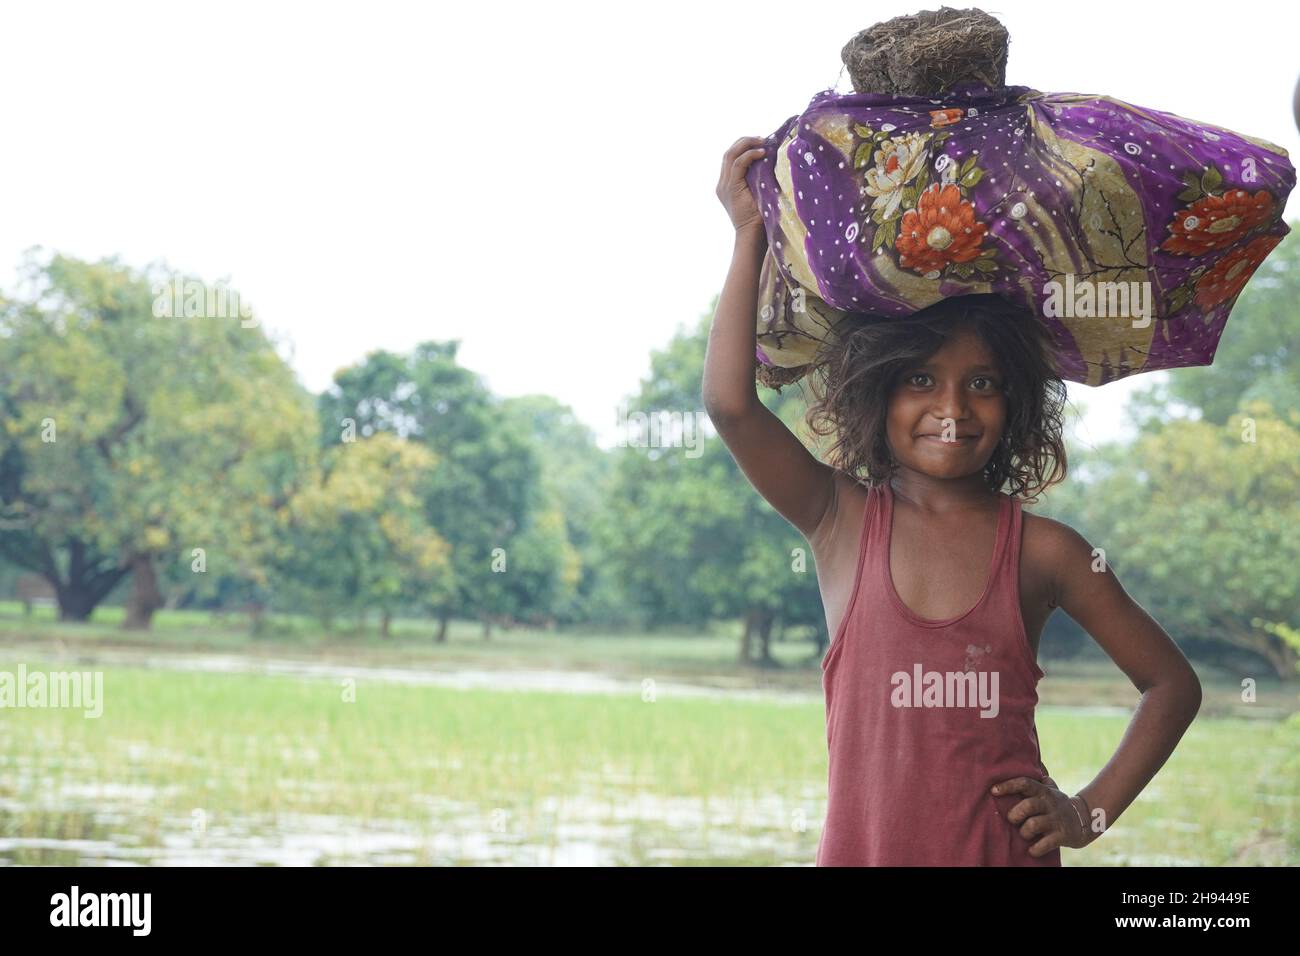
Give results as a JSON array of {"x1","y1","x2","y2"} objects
[
  {"x1": 1020, "y1": 507, "x2": 1098, "y2": 606},
  {"x1": 1022, "y1": 509, "x2": 1096, "y2": 559},
  {"x1": 808, "y1": 471, "x2": 871, "y2": 556}
]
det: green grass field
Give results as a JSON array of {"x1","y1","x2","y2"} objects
[{"x1": 1, "y1": 606, "x2": 1296, "y2": 865}]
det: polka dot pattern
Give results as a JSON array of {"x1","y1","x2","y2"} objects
[{"x1": 745, "y1": 82, "x2": 1296, "y2": 388}]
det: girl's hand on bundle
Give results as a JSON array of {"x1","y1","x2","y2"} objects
[
  {"x1": 992, "y1": 775, "x2": 1096, "y2": 854},
  {"x1": 716, "y1": 136, "x2": 769, "y2": 237}
]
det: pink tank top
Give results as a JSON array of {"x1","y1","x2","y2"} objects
[{"x1": 817, "y1": 480, "x2": 1059, "y2": 867}]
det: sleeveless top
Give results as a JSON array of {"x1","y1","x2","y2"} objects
[{"x1": 817, "y1": 480, "x2": 1059, "y2": 867}]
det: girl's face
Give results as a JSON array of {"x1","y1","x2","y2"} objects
[{"x1": 884, "y1": 323, "x2": 1008, "y2": 481}]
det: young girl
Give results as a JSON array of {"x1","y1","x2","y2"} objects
[{"x1": 706, "y1": 136, "x2": 1203, "y2": 866}]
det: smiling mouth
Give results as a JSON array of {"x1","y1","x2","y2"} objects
[{"x1": 918, "y1": 435, "x2": 979, "y2": 444}]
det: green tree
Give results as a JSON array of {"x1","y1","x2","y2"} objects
[
  {"x1": 500, "y1": 395, "x2": 606, "y2": 624},
  {"x1": 598, "y1": 303, "x2": 825, "y2": 663},
  {"x1": 319, "y1": 341, "x2": 541, "y2": 639},
  {"x1": 1058, "y1": 400, "x2": 1299, "y2": 679},
  {"x1": 274, "y1": 433, "x2": 452, "y2": 635},
  {"x1": 0, "y1": 252, "x2": 316, "y2": 627}
]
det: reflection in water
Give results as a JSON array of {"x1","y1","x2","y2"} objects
[
  {"x1": 0, "y1": 648, "x2": 1273, "y2": 866},
  {"x1": 0, "y1": 779, "x2": 818, "y2": 866},
  {"x1": 6, "y1": 645, "x2": 818, "y2": 703},
  {"x1": 0, "y1": 648, "x2": 823, "y2": 866}
]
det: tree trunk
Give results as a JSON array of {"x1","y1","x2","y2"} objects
[
  {"x1": 123, "y1": 553, "x2": 164, "y2": 630},
  {"x1": 248, "y1": 602, "x2": 267, "y2": 637},
  {"x1": 51, "y1": 547, "x2": 130, "y2": 622},
  {"x1": 758, "y1": 613, "x2": 775, "y2": 665},
  {"x1": 52, "y1": 567, "x2": 127, "y2": 621},
  {"x1": 435, "y1": 612, "x2": 449, "y2": 643},
  {"x1": 1250, "y1": 633, "x2": 1299, "y2": 680},
  {"x1": 380, "y1": 610, "x2": 392, "y2": 638},
  {"x1": 740, "y1": 610, "x2": 756, "y2": 664},
  {"x1": 1215, "y1": 617, "x2": 1300, "y2": 681},
  {"x1": 482, "y1": 616, "x2": 492, "y2": 641},
  {"x1": 56, "y1": 587, "x2": 99, "y2": 621}
]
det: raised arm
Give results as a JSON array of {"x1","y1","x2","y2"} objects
[{"x1": 703, "y1": 137, "x2": 836, "y2": 540}]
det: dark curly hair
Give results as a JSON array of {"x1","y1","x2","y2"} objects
[{"x1": 803, "y1": 294, "x2": 1068, "y2": 503}]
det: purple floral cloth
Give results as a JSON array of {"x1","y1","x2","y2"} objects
[{"x1": 746, "y1": 82, "x2": 1294, "y2": 387}]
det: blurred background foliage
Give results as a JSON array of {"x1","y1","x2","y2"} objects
[{"x1": 1, "y1": 228, "x2": 1297, "y2": 678}]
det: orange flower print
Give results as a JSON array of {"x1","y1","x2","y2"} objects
[
  {"x1": 1161, "y1": 189, "x2": 1274, "y2": 255},
  {"x1": 896, "y1": 184, "x2": 988, "y2": 275},
  {"x1": 1192, "y1": 234, "x2": 1282, "y2": 308},
  {"x1": 929, "y1": 108, "x2": 963, "y2": 128}
]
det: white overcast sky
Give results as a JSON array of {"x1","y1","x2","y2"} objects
[{"x1": 3, "y1": 0, "x2": 1297, "y2": 451}]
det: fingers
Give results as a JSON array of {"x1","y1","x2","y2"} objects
[
  {"x1": 718, "y1": 137, "x2": 769, "y2": 186},
  {"x1": 1013, "y1": 804, "x2": 1072, "y2": 856},
  {"x1": 1016, "y1": 807, "x2": 1054, "y2": 840},
  {"x1": 1027, "y1": 832, "x2": 1064, "y2": 857},
  {"x1": 993, "y1": 775, "x2": 1074, "y2": 855},
  {"x1": 728, "y1": 147, "x2": 768, "y2": 192},
  {"x1": 1005, "y1": 794, "x2": 1052, "y2": 826},
  {"x1": 1005, "y1": 792, "x2": 1077, "y2": 852},
  {"x1": 990, "y1": 776, "x2": 1038, "y2": 796},
  {"x1": 727, "y1": 135, "x2": 767, "y2": 156}
]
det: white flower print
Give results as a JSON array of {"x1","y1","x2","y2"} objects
[{"x1": 862, "y1": 132, "x2": 932, "y2": 221}]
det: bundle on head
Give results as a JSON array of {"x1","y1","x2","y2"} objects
[{"x1": 840, "y1": 6, "x2": 1009, "y2": 96}]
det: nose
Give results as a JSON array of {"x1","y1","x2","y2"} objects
[{"x1": 929, "y1": 380, "x2": 971, "y2": 423}]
